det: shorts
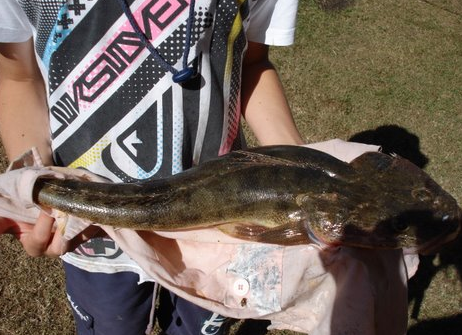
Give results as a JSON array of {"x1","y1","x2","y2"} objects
[
  {"x1": 158, "y1": 288, "x2": 230, "y2": 335},
  {"x1": 63, "y1": 262, "x2": 229, "y2": 335}
]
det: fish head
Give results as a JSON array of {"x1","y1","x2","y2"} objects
[{"x1": 300, "y1": 152, "x2": 461, "y2": 253}]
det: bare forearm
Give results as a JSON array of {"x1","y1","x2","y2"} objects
[
  {"x1": 0, "y1": 40, "x2": 52, "y2": 165},
  {"x1": 241, "y1": 43, "x2": 304, "y2": 146}
]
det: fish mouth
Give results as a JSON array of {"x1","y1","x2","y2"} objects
[
  {"x1": 306, "y1": 216, "x2": 461, "y2": 254},
  {"x1": 412, "y1": 209, "x2": 462, "y2": 255},
  {"x1": 404, "y1": 223, "x2": 461, "y2": 255}
]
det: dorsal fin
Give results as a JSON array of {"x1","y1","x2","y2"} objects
[
  {"x1": 244, "y1": 145, "x2": 357, "y2": 178},
  {"x1": 349, "y1": 151, "x2": 394, "y2": 175}
]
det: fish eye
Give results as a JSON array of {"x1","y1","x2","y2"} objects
[
  {"x1": 411, "y1": 188, "x2": 433, "y2": 202},
  {"x1": 392, "y1": 220, "x2": 410, "y2": 233}
]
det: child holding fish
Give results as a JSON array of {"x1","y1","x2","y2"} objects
[{"x1": 0, "y1": 1, "x2": 305, "y2": 334}]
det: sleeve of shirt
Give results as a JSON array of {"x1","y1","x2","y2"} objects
[
  {"x1": 246, "y1": 0, "x2": 299, "y2": 46},
  {"x1": 0, "y1": 0, "x2": 33, "y2": 43}
]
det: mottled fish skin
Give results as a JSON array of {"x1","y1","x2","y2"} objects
[{"x1": 33, "y1": 145, "x2": 461, "y2": 252}]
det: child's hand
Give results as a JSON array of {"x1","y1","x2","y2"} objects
[
  {"x1": 0, "y1": 212, "x2": 105, "y2": 257},
  {"x1": 0, "y1": 211, "x2": 63, "y2": 257}
]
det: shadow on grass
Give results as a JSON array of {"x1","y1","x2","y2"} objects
[
  {"x1": 350, "y1": 124, "x2": 462, "y2": 333},
  {"x1": 408, "y1": 314, "x2": 462, "y2": 335},
  {"x1": 406, "y1": 233, "x2": 462, "y2": 334},
  {"x1": 233, "y1": 319, "x2": 272, "y2": 335},
  {"x1": 349, "y1": 124, "x2": 429, "y2": 168}
]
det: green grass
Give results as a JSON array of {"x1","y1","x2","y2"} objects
[
  {"x1": 271, "y1": 0, "x2": 462, "y2": 198},
  {"x1": 1, "y1": 0, "x2": 462, "y2": 334}
]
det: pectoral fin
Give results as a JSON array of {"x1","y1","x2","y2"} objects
[
  {"x1": 218, "y1": 222, "x2": 269, "y2": 240},
  {"x1": 218, "y1": 221, "x2": 310, "y2": 245}
]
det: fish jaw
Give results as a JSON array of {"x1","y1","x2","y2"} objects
[
  {"x1": 405, "y1": 224, "x2": 460, "y2": 255},
  {"x1": 303, "y1": 207, "x2": 462, "y2": 253},
  {"x1": 404, "y1": 207, "x2": 462, "y2": 255}
]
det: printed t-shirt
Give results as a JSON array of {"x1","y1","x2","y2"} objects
[{"x1": 0, "y1": 0, "x2": 299, "y2": 273}]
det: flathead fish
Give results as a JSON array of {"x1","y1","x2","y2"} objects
[{"x1": 33, "y1": 145, "x2": 461, "y2": 253}]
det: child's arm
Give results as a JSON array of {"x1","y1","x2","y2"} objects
[
  {"x1": 0, "y1": 39, "x2": 53, "y2": 165},
  {"x1": 241, "y1": 41, "x2": 304, "y2": 146}
]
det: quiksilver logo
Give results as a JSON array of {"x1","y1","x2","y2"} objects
[
  {"x1": 66, "y1": 293, "x2": 90, "y2": 322},
  {"x1": 201, "y1": 312, "x2": 227, "y2": 335}
]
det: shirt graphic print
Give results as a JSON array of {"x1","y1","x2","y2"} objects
[{"x1": 19, "y1": 0, "x2": 248, "y2": 184}]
